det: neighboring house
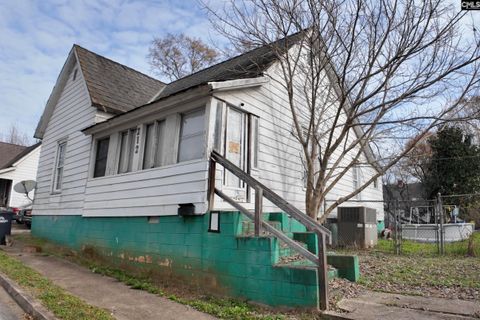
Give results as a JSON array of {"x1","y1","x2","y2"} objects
[
  {"x1": 0, "y1": 142, "x2": 41, "y2": 209},
  {"x1": 32, "y1": 35, "x2": 383, "y2": 308}
]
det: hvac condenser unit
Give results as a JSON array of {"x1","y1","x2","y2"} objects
[{"x1": 338, "y1": 207, "x2": 378, "y2": 248}]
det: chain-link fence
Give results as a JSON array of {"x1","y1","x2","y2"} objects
[
  {"x1": 326, "y1": 193, "x2": 478, "y2": 256},
  {"x1": 383, "y1": 194, "x2": 477, "y2": 256}
]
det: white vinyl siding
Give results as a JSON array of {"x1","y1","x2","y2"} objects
[
  {"x1": 178, "y1": 108, "x2": 206, "y2": 162},
  {"x1": 53, "y1": 141, "x2": 67, "y2": 192},
  {"x1": 33, "y1": 60, "x2": 98, "y2": 216}
]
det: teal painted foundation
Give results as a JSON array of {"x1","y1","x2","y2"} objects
[{"x1": 32, "y1": 212, "x2": 319, "y2": 308}]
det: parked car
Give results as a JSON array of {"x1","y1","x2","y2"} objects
[{"x1": 17, "y1": 208, "x2": 32, "y2": 228}]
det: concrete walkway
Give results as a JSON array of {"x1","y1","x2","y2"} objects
[
  {"x1": 3, "y1": 248, "x2": 216, "y2": 320},
  {"x1": 326, "y1": 291, "x2": 480, "y2": 319}
]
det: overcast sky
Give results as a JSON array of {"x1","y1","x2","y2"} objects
[
  {"x1": 0, "y1": 0, "x2": 218, "y2": 142},
  {"x1": 0, "y1": 1, "x2": 477, "y2": 144}
]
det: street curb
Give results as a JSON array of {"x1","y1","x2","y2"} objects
[
  {"x1": 322, "y1": 311, "x2": 353, "y2": 320},
  {"x1": 0, "y1": 271, "x2": 57, "y2": 320}
]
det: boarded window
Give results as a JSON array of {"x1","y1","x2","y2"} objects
[
  {"x1": 53, "y1": 141, "x2": 67, "y2": 192},
  {"x1": 178, "y1": 109, "x2": 205, "y2": 162},
  {"x1": 94, "y1": 137, "x2": 109, "y2": 177},
  {"x1": 118, "y1": 128, "x2": 136, "y2": 173},
  {"x1": 143, "y1": 120, "x2": 166, "y2": 169}
]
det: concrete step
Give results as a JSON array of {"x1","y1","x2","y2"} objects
[{"x1": 240, "y1": 220, "x2": 282, "y2": 237}]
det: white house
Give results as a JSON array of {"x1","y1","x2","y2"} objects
[
  {"x1": 0, "y1": 142, "x2": 41, "y2": 209},
  {"x1": 31, "y1": 34, "x2": 384, "y2": 308},
  {"x1": 33, "y1": 42, "x2": 383, "y2": 220}
]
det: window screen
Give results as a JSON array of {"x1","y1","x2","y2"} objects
[
  {"x1": 143, "y1": 121, "x2": 166, "y2": 169},
  {"x1": 94, "y1": 137, "x2": 110, "y2": 177},
  {"x1": 178, "y1": 109, "x2": 205, "y2": 162},
  {"x1": 118, "y1": 128, "x2": 136, "y2": 173}
]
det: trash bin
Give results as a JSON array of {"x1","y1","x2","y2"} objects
[{"x1": 0, "y1": 211, "x2": 13, "y2": 245}]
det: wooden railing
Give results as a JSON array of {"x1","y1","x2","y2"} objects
[{"x1": 208, "y1": 150, "x2": 331, "y2": 310}]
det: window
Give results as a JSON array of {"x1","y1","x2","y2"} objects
[
  {"x1": 213, "y1": 102, "x2": 223, "y2": 152},
  {"x1": 251, "y1": 116, "x2": 259, "y2": 169},
  {"x1": 53, "y1": 141, "x2": 67, "y2": 192},
  {"x1": 72, "y1": 68, "x2": 78, "y2": 81},
  {"x1": 118, "y1": 128, "x2": 136, "y2": 173},
  {"x1": 178, "y1": 108, "x2": 206, "y2": 162},
  {"x1": 143, "y1": 120, "x2": 166, "y2": 169},
  {"x1": 93, "y1": 137, "x2": 110, "y2": 177},
  {"x1": 373, "y1": 177, "x2": 378, "y2": 189},
  {"x1": 352, "y1": 164, "x2": 361, "y2": 199}
]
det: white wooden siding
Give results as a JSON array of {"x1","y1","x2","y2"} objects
[
  {"x1": 83, "y1": 160, "x2": 208, "y2": 216},
  {"x1": 0, "y1": 146, "x2": 41, "y2": 208},
  {"x1": 33, "y1": 60, "x2": 96, "y2": 216},
  {"x1": 211, "y1": 60, "x2": 384, "y2": 221}
]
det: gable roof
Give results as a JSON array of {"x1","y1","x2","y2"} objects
[
  {"x1": 34, "y1": 45, "x2": 166, "y2": 139},
  {"x1": 0, "y1": 142, "x2": 41, "y2": 170},
  {"x1": 0, "y1": 142, "x2": 28, "y2": 169},
  {"x1": 151, "y1": 31, "x2": 303, "y2": 103},
  {"x1": 74, "y1": 45, "x2": 166, "y2": 114}
]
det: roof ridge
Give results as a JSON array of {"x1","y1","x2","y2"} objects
[
  {"x1": 164, "y1": 30, "x2": 305, "y2": 88},
  {"x1": 73, "y1": 44, "x2": 166, "y2": 85}
]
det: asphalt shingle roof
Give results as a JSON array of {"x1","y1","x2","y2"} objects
[
  {"x1": 0, "y1": 142, "x2": 28, "y2": 169},
  {"x1": 152, "y1": 31, "x2": 303, "y2": 102},
  {"x1": 74, "y1": 45, "x2": 166, "y2": 114}
]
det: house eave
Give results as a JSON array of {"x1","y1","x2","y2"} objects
[
  {"x1": 208, "y1": 77, "x2": 269, "y2": 92},
  {"x1": 82, "y1": 85, "x2": 211, "y2": 136}
]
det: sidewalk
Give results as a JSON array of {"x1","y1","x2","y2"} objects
[
  {"x1": 2, "y1": 246, "x2": 216, "y2": 320},
  {"x1": 325, "y1": 291, "x2": 480, "y2": 320}
]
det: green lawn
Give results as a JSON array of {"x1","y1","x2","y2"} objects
[{"x1": 0, "y1": 250, "x2": 113, "y2": 320}]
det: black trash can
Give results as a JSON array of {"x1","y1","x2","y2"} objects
[{"x1": 0, "y1": 211, "x2": 13, "y2": 245}]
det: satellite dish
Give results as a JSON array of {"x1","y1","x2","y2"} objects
[{"x1": 14, "y1": 180, "x2": 37, "y2": 194}]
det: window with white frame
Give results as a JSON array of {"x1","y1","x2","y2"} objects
[
  {"x1": 178, "y1": 108, "x2": 206, "y2": 162},
  {"x1": 251, "y1": 116, "x2": 259, "y2": 169},
  {"x1": 93, "y1": 137, "x2": 110, "y2": 178},
  {"x1": 118, "y1": 128, "x2": 136, "y2": 173},
  {"x1": 143, "y1": 120, "x2": 166, "y2": 169},
  {"x1": 53, "y1": 141, "x2": 67, "y2": 192}
]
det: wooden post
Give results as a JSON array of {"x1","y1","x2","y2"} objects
[
  {"x1": 254, "y1": 187, "x2": 263, "y2": 237},
  {"x1": 208, "y1": 159, "x2": 216, "y2": 211},
  {"x1": 317, "y1": 231, "x2": 328, "y2": 311}
]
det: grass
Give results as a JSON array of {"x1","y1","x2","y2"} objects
[
  {"x1": 335, "y1": 232, "x2": 480, "y2": 299},
  {"x1": 12, "y1": 234, "x2": 320, "y2": 320},
  {"x1": 0, "y1": 250, "x2": 113, "y2": 320},
  {"x1": 376, "y1": 231, "x2": 480, "y2": 257}
]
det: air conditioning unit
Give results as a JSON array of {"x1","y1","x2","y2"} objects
[{"x1": 337, "y1": 207, "x2": 378, "y2": 248}]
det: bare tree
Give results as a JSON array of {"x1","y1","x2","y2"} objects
[
  {"x1": 203, "y1": 0, "x2": 480, "y2": 220},
  {"x1": 148, "y1": 33, "x2": 220, "y2": 81},
  {"x1": 1, "y1": 123, "x2": 32, "y2": 146}
]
